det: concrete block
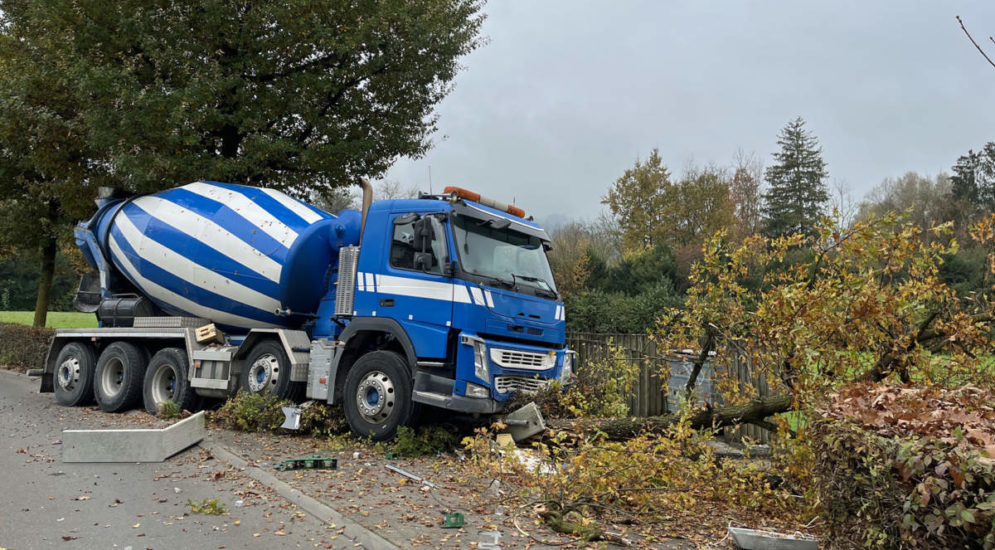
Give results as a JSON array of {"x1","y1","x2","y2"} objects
[
  {"x1": 62, "y1": 411, "x2": 206, "y2": 463},
  {"x1": 504, "y1": 402, "x2": 546, "y2": 442}
]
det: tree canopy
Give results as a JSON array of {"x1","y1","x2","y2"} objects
[
  {"x1": 601, "y1": 148, "x2": 671, "y2": 252},
  {"x1": 0, "y1": 0, "x2": 484, "y2": 324},
  {"x1": 2, "y1": 0, "x2": 484, "y2": 198}
]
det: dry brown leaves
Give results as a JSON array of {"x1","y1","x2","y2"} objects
[{"x1": 822, "y1": 382, "x2": 995, "y2": 457}]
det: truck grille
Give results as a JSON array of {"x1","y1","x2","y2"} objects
[
  {"x1": 495, "y1": 376, "x2": 550, "y2": 394},
  {"x1": 490, "y1": 348, "x2": 554, "y2": 371}
]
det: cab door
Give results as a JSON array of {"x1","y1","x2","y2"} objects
[{"x1": 375, "y1": 212, "x2": 454, "y2": 359}]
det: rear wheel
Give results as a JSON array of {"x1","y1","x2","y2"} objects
[
  {"x1": 343, "y1": 351, "x2": 417, "y2": 441},
  {"x1": 53, "y1": 342, "x2": 96, "y2": 407},
  {"x1": 143, "y1": 347, "x2": 201, "y2": 415},
  {"x1": 94, "y1": 342, "x2": 147, "y2": 413},
  {"x1": 239, "y1": 340, "x2": 304, "y2": 401}
]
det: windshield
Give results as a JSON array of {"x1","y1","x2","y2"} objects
[{"x1": 451, "y1": 214, "x2": 558, "y2": 297}]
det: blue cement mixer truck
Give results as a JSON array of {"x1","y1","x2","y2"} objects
[{"x1": 40, "y1": 179, "x2": 574, "y2": 439}]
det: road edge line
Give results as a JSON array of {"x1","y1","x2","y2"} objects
[{"x1": 199, "y1": 436, "x2": 400, "y2": 550}]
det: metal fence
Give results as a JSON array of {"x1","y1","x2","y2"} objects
[{"x1": 565, "y1": 332, "x2": 773, "y2": 443}]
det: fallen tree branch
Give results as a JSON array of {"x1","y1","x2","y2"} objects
[
  {"x1": 685, "y1": 324, "x2": 716, "y2": 399},
  {"x1": 865, "y1": 310, "x2": 939, "y2": 382},
  {"x1": 548, "y1": 395, "x2": 793, "y2": 440}
]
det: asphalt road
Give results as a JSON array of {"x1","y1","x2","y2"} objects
[{"x1": 0, "y1": 369, "x2": 339, "y2": 550}]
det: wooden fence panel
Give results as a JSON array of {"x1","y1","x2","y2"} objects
[{"x1": 565, "y1": 332, "x2": 772, "y2": 443}]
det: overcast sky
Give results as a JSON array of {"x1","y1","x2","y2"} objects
[{"x1": 382, "y1": 1, "x2": 995, "y2": 226}]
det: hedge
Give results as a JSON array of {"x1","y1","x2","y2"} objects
[
  {"x1": 812, "y1": 384, "x2": 995, "y2": 549},
  {"x1": 0, "y1": 322, "x2": 53, "y2": 373}
]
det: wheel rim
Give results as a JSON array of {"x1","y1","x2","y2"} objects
[
  {"x1": 100, "y1": 357, "x2": 125, "y2": 398},
  {"x1": 247, "y1": 353, "x2": 279, "y2": 393},
  {"x1": 57, "y1": 357, "x2": 81, "y2": 391},
  {"x1": 151, "y1": 365, "x2": 177, "y2": 405},
  {"x1": 355, "y1": 370, "x2": 395, "y2": 423}
]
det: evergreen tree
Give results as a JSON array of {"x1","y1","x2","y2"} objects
[
  {"x1": 950, "y1": 142, "x2": 995, "y2": 214},
  {"x1": 762, "y1": 117, "x2": 829, "y2": 237}
]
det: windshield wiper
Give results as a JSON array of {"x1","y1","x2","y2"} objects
[
  {"x1": 477, "y1": 273, "x2": 515, "y2": 290},
  {"x1": 511, "y1": 274, "x2": 558, "y2": 299}
]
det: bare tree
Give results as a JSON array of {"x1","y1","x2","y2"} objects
[
  {"x1": 311, "y1": 187, "x2": 357, "y2": 213},
  {"x1": 828, "y1": 178, "x2": 858, "y2": 228},
  {"x1": 856, "y1": 172, "x2": 956, "y2": 233},
  {"x1": 729, "y1": 149, "x2": 765, "y2": 237},
  {"x1": 376, "y1": 179, "x2": 421, "y2": 200}
]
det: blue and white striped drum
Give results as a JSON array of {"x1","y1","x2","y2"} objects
[{"x1": 95, "y1": 181, "x2": 360, "y2": 332}]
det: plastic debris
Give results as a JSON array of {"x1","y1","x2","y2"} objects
[
  {"x1": 274, "y1": 456, "x2": 338, "y2": 471},
  {"x1": 442, "y1": 512, "x2": 464, "y2": 529},
  {"x1": 385, "y1": 464, "x2": 435, "y2": 488}
]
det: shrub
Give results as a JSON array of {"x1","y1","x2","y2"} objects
[
  {"x1": 565, "y1": 284, "x2": 681, "y2": 334},
  {"x1": 156, "y1": 399, "x2": 182, "y2": 420},
  {"x1": 211, "y1": 393, "x2": 351, "y2": 437},
  {"x1": 211, "y1": 392, "x2": 287, "y2": 432},
  {"x1": 0, "y1": 322, "x2": 53, "y2": 372},
  {"x1": 812, "y1": 383, "x2": 995, "y2": 549},
  {"x1": 298, "y1": 403, "x2": 349, "y2": 437},
  {"x1": 509, "y1": 344, "x2": 638, "y2": 419},
  {"x1": 813, "y1": 420, "x2": 995, "y2": 549},
  {"x1": 390, "y1": 425, "x2": 459, "y2": 457}
]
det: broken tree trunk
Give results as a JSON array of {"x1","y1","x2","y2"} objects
[{"x1": 547, "y1": 395, "x2": 793, "y2": 440}]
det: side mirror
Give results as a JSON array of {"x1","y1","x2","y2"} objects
[{"x1": 413, "y1": 251, "x2": 434, "y2": 272}]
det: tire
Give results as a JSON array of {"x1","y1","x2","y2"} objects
[
  {"x1": 53, "y1": 342, "x2": 96, "y2": 407},
  {"x1": 343, "y1": 351, "x2": 417, "y2": 441},
  {"x1": 239, "y1": 340, "x2": 304, "y2": 401},
  {"x1": 94, "y1": 342, "x2": 148, "y2": 413},
  {"x1": 143, "y1": 347, "x2": 201, "y2": 415}
]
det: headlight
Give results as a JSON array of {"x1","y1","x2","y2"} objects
[
  {"x1": 460, "y1": 334, "x2": 490, "y2": 383},
  {"x1": 559, "y1": 351, "x2": 576, "y2": 384},
  {"x1": 465, "y1": 383, "x2": 490, "y2": 399}
]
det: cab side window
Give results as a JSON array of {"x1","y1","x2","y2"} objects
[
  {"x1": 390, "y1": 215, "x2": 446, "y2": 275},
  {"x1": 390, "y1": 220, "x2": 418, "y2": 270}
]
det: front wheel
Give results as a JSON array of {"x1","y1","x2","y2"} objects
[{"x1": 343, "y1": 351, "x2": 417, "y2": 441}]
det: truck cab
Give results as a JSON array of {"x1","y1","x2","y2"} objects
[{"x1": 310, "y1": 189, "x2": 574, "y2": 438}]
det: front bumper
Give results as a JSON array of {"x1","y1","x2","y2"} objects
[
  {"x1": 409, "y1": 334, "x2": 572, "y2": 414},
  {"x1": 411, "y1": 371, "x2": 503, "y2": 414}
]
